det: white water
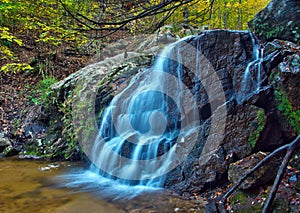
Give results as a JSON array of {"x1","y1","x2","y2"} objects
[
  {"x1": 89, "y1": 37, "x2": 198, "y2": 187},
  {"x1": 237, "y1": 32, "x2": 264, "y2": 104},
  {"x1": 56, "y1": 169, "x2": 159, "y2": 200}
]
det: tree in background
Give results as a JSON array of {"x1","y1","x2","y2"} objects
[
  {"x1": 0, "y1": 0, "x2": 270, "y2": 74},
  {"x1": 60, "y1": 0, "x2": 270, "y2": 32},
  {"x1": 0, "y1": 0, "x2": 90, "y2": 74},
  {"x1": 165, "y1": 0, "x2": 270, "y2": 30}
]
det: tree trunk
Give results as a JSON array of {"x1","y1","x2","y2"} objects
[
  {"x1": 238, "y1": 0, "x2": 242, "y2": 30},
  {"x1": 223, "y1": 2, "x2": 227, "y2": 29},
  {"x1": 183, "y1": 7, "x2": 189, "y2": 25}
]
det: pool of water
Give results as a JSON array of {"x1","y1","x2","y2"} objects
[{"x1": 0, "y1": 158, "x2": 206, "y2": 212}]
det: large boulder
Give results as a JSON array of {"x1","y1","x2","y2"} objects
[
  {"x1": 160, "y1": 30, "x2": 272, "y2": 194},
  {"x1": 161, "y1": 31, "x2": 300, "y2": 195},
  {"x1": 249, "y1": 0, "x2": 300, "y2": 44}
]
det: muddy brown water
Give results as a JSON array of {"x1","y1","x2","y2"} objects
[{"x1": 0, "y1": 158, "x2": 206, "y2": 213}]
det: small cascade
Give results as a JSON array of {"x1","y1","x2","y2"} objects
[
  {"x1": 89, "y1": 37, "x2": 197, "y2": 187},
  {"x1": 237, "y1": 31, "x2": 264, "y2": 104}
]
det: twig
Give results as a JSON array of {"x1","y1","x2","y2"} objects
[
  {"x1": 263, "y1": 135, "x2": 300, "y2": 213},
  {"x1": 218, "y1": 135, "x2": 300, "y2": 212}
]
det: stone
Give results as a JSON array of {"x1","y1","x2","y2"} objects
[
  {"x1": 2, "y1": 145, "x2": 19, "y2": 157},
  {"x1": 0, "y1": 132, "x2": 11, "y2": 153},
  {"x1": 162, "y1": 30, "x2": 271, "y2": 194},
  {"x1": 251, "y1": 39, "x2": 300, "y2": 152},
  {"x1": 249, "y1": 0, "x2": 300, "y2": 44},
  {"x1": 163, "y1": 30, "x2": 299, "y2": 194},
  {"x1": 228, "y1": 151, "x2": 280, "y2": 190},
  {"x1": 276, "y1": 45, "x2": 300, "y2": 110}
]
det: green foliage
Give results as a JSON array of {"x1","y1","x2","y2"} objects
[
  {"x1": 0, "y1": 0, "x2": 89, "y2": 74},
  {"x1": 230, "y1": 191, "x2": 249, "y2": 206},
  {"x1": 275, "y1": 89, "x2": 300, "y2": 134},
  {"x1": 0, "y1": 63, "x2": 33, "y2": 73},
  {"x1": 265, "y1": 26, "x2": 285, "y2": 39},
  {"x1": 22, "y1": 87, "x2": 81, "y2": 160},
  {"x1": 0, "y1": 26, "x2": 34, "y2": 73},
  {"x1": 165, "y1": 0, "x2": 270, "y2": 30},
  {"x1": 251, "y1": 18, "x2": 299, "y2": 44},
  {"x1": 29, "y1": 77, "x2": 58, "y2": 105},
  {"x1": 248, "y1": 109, "x2": 266, "y2": 148}
]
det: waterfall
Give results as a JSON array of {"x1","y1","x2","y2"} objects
[
  {"x1": 237, "y1": 31, "x2": 264, "y2": 104},
  {"x1": 89, "y1": 37, "x2": 198, "y2": 187}
]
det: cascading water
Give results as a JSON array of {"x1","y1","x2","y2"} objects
[
  {"x1": 89, "y1": 37, "x2": 198, "y2": 187},
  {"x1": 237, "y1": 32, "x2": 264, "y2": 104}
]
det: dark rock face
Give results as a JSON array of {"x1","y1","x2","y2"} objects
[
  {"x1": 162, "y1": 30, "x2": 270, "y2": 194},
  {"x1": 162, "y1": 31, "x2": 300, "y2": 194},
  {"x1": 254, "y1": 40, "x2": 300, "y2": 152},
  {"x1": 249, "y1": 0, "x2": 300, "y2": 44}
]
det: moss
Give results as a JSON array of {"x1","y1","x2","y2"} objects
[
  {"x1": 29, "y1": 77, "x2": 58, "y2": 106},
  {"x1": 250, "y1": 18, "x2": 300, "y2": 44},
  {"x1": 275, "y1": 89, "x2": 300, "y2": 134},
  {"x1": 230, "y1": 191, "x2": 248, "y2": 206},
  {"x1": 248, "y1": 109, "x2": 266, "y2": 148},
  {"x1": 229, "y1": 191, "x2": 263, "y2": 212}
]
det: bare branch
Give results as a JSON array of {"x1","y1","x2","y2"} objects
[
  {"x1": 59, "y1": 0, "x2": 196, "y2": 35},
  {"x1": 263, "y1": 135, "x2": 300, "y2": 213},
  {"x1": 218, "y1": 135, "x2": 300, "y2": 212}
]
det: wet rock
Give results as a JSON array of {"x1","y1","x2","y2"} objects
[
  {"x1": 228, "y1": 151, "x2": 280, "y2": 190},
  {"x1": 249, "y1": 0, "x2": 300, "y2": 44},
  {"x1": 163, "y1": 31, "x2": 299, "y2": 194},
  {"x1": 2, "y1": 145, "x2": 19, "y2": 157},
  {"x1": 24, "y1": 121, "x2": 46, "y2": 138},
  {"x1": 163, "y1": 30, "x2": 270, "y2": 193},
  {"x1": 0, "y1": 132, "x2": 11, "y2": 153},
  {"x1": 252, "y1": 40, "x2": 300, "y2": 152}
]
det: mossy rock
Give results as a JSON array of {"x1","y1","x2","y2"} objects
[{"x1": 249, "y1": 0, "x2": 300, "y2": 44}]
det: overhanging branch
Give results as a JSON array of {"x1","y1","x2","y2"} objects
[{"x1": 59, "y1": 0, "x2": 197, "y2": 34}]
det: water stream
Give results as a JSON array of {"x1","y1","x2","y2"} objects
[
  {"x1": 89, "y1": 37, "x2": 199, "y2": 187},
  {"x1": 237, "y1": 32, "x2": 264, "y2": 104}
]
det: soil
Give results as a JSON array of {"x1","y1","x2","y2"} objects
[{"x1": 0, "y1": 45, "x2": 90, "y2": 145}]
